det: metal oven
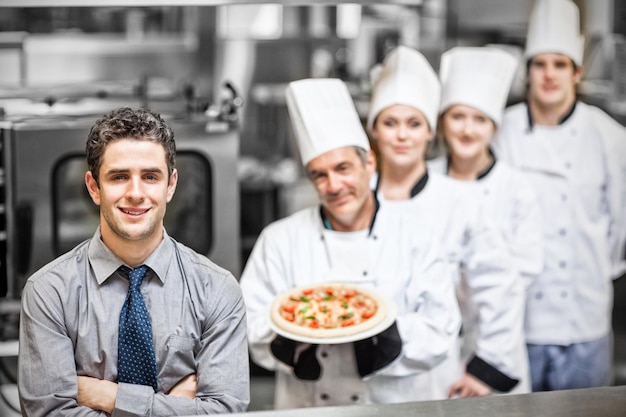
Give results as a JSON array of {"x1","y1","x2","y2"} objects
[{"x1": 0, "y1": 107, "x2": 240, "y2": 300}]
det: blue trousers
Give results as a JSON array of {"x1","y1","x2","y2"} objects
[{"x1": 527, "y1": 334, "x2": 613, "y2": 392}]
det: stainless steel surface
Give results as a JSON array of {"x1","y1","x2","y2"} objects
[{"x1": 235, "y1": 386, "x2": 626, "y2": 417}]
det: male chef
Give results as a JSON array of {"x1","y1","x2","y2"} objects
[
  {"x1": 494, "y1": 0, "x2": 626, "y2": 391},
  {"x1": 239, "y1": 78, "x2": 461, "y2": 408}
]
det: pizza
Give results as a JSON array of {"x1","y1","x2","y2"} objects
[{"x1": 270, "y1": 283, "x2": 388, "y2": 339}]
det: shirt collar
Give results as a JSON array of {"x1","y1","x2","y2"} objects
[{"x1": 88, "y1": 227, "x2": 173, "y2": 285}]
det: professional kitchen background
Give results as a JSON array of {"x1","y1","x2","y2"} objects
[{"x1": 0, "y1": 0, "x2": 624, "y2": 414}]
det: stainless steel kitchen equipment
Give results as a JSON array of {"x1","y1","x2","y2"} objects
[{"x1": 0, "y1": 97, "x2": 240, "y2": 300}]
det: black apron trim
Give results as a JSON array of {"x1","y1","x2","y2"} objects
[{"x1": 466, "y1": 354, "x2": 519, "y2": 392}]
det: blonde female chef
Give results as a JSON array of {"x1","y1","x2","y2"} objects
[
  {"x1": 368, "y1": 45, "x2": 528, "y2": 397},
  {"x1": 428, "y1": 45, "x2": 544, "y2": 394}
]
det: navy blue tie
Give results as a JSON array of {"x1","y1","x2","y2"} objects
[{"x1": 118, "y1": 265, "x2": 158, "y2": 391}]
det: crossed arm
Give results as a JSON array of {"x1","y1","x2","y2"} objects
[{"x1": 77, "y1": 374, "x2": 198, "y2": 414}]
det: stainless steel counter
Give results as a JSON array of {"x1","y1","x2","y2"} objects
[{"x1": 223, "y1": 386, "x2": 626, "y2": 417}]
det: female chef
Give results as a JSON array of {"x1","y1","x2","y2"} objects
[
  {"x1": 367, "y1": 45, "x2": 529, "y2": 397},
  {"x1": 428, "y1": 46, "x2": 544, "y2": 394}
]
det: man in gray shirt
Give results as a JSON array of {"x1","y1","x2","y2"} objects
[{"x1": 18, "y1": 107, "x2": 249, "y2": 416}]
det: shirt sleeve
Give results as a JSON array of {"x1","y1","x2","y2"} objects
[
  {"x1": 595, "y1": 111, "x2": 626, "y2": 279},
  {"x1": 463, "y1": 208, "x2": 526, "y2": 388},
  {"x1": 239, "y1": 226, "x2": 288, "y2": 372},
  {"x1": 19, "y1": 280, "x2": 107, "y2": 417},
  {"x1": 377, "y1": 237, "x2": 462, "y2": 376},
  {"x1": 143, "y1": 272, "x2": 250, "y2": 416}
]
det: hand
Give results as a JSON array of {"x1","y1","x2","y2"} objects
[
  {"x1": 77, "y1": 376, "x2": 118, "y2": 413},
  {"x1": 448, "y1": 373, "x2": 493, "y2": 398},
  {"x1": 168, "y1": 374, "x2": 198, "y2": 399}
]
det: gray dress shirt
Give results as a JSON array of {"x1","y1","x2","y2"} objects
[{"x1": 18, "y1": 228, "x2": 249, "y2": 416}]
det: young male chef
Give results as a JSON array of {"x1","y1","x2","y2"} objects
[
  {"x1": 494, "y1": 0, "x2": 626, "y2": 391},
  {"x1": 239, "y1": 78, "x2": 461, "y2": 408}
]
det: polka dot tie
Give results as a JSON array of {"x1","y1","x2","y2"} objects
[{"x1": 117, "y1": 265, "x2": 158, "y2": 392}]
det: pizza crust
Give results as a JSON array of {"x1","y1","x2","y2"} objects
[{"x1": 270, "y1": 282, "x2": 388, "y2": 340}]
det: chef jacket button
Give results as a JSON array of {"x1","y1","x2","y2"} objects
[
  {"x1": 561, "y1": 194, "x2": 568, "y2": 202},
  {"x1": 571, "y1": 128, "x2": 577, "y2": 136},
  {"x1": 559, "y1": 261, "x2": 567, "y2": 269},
  {"x1": 320, "y1": 235, "x2": 324, "y2": 241},
  {"x1": 559, "y1": 228, "x2": 567, "y2": 236},
  {"x1": 351, "y1": 395, "x2": 359, "y2": 402},
  {"x1": 561, "y1": 291, "x2": 568, "y2": 298},
  {"x1": 565, "y1": 162, "x2": 571, "y2": 169},
  {"x1": 372, "y1": 235, "x2": 378, "y2": 240},
  {"x1": 363, "y1": 271, "x2": 367, "y2": 276},
  {"x1": 483, "y1": 189, "x2": 490, "y2": 196},
  {"x1": 535, "y1": 291, "x2": 543, "y2": 300},
  {"x1": 320, "y1": 393, "x2": 329, "y2": 401}
]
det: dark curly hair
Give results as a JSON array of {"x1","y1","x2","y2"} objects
[{"x1": 86, "y1": 107, "x2": 176, "y2": 184}]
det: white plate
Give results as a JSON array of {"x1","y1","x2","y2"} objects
[{"x1": 269, "y1": 302, "x2": 397, "y2": 345}]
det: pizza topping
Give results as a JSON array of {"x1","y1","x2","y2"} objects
[{"x1": 278, "y1": 286, "x2": 378, "y2": 329}]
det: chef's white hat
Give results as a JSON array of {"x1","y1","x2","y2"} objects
[
  {"x1": 286, "y1": 78, "x2": 370, "y2": 166},
  {"x1": 366, "y1": 45, "x2": 440, "y2": 133},
  {"x1": 524, "y1": 0, "x2": 584, "y2": 66},
  {"x1": 439, "y1": 46, "x2": 518, "y2": 126}
]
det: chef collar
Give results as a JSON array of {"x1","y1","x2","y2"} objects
[
  {"x1": 373, "y1": 168, "x2": 430, "y2": 199},
  {"x1": 526, "y1": 100, "x2": 577, "y2": 132},
  {"x1": 319, "y1": 191, "x2": 380, "y2": 236},
  {"x1": 409, "y1": 170, "x2": 430, "y2": 198},
  {"x1": 445, "y1": 147, "x2": 497, "y2": 180}
]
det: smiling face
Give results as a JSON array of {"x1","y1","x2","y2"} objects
[
  {"x1": 307, "y1": 146, "x2": 376, "y2": 232},
  {"x1": 440, "y1": 104, "x2": 495, "y2": 162},
  {"x1": 85, "y1": 138, "x2": 177, "y2": 256},
  {"x1": 371, "y1": 104, "x2": 433, "y2": 172},
  {"x1": 527, "y1": 52, "x2": 580, "y2": 112}
]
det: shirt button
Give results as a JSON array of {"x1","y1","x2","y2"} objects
[
  {"x1": 535, "y1": 291, "x2": 543, "y2": 300},
  {"x1": 320, "y1": 351, "x2": 328, "y2": 358},
  {"x1": 351, "y1": 394, "x2": 359, "y2": 402},
  {"x1": 320, "y1": 393, "x2": 329, "y2": 400},
  {"x1": 565, "y1": 162, "x2": 571, "y2": 169},
  {"x1": 561, "y1": 291, "x2": 568, "y2": 298},
  {"x1": 363, "y1": 271, "x2": 367, "y2": 276},
  {"x1": 559, "y1": 261, "x2": 567, "y2": 269},
  {"x1": 561, "y1": 194, "x2": 568, "y2": 202},
  {"x1": 484, "y1": 189, "x2": 490, "y2": 196},
  {"x1": 559, "y1": 228, "x2": 567, "y2": 236}
]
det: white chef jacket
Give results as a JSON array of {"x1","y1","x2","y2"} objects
[
  {"x1": 240, "y1": 203, "x2": 461, "y2": 408},
  {"x1": 374, "y1": 170, "x2": 528, "y2": 395},
  {"x1": 428, "y1": 158, "x2": 543, "y2": 394},
  {"x1": 493, "y1": 101, "x2": 626, "y2": 345},
  {"x1": 428, "y1": 156, "x2": 544, "y2": 290}
]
